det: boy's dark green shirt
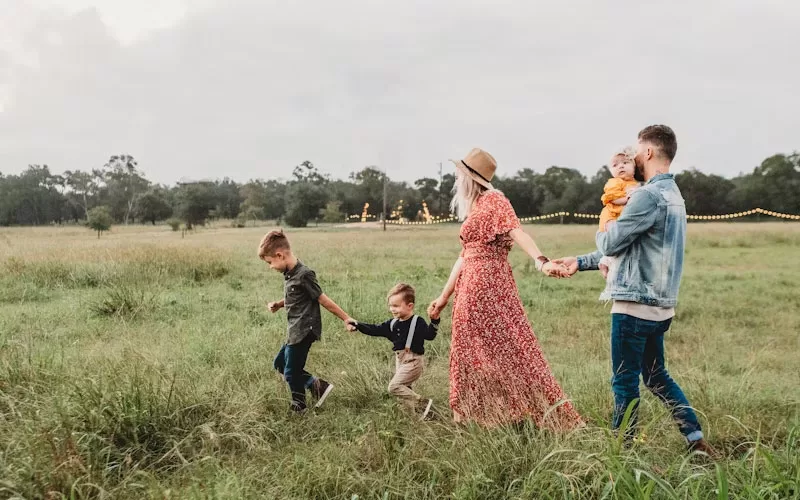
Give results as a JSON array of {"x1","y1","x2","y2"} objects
[{"x1": 283, "y1": 261, "x2": 323, "y2": 345}]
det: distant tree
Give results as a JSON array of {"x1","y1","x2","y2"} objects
[
  {"x1": 494, "y1": 168, "x2": 547, "y2": 218},
  {"x1": 102, "y1": 154, "x2": 150, "y2": 224},
  {"x1": 174, "y1": 182, "x2": 217, "y2": 228},
  {"x1": 239, "y1": 179, "x2": 286, "y2": 222},
  {"x1": 538, "y1": 166, "x2": 588, "y2": 215},
  {"x1": 213, "y1": 178, "x2": 243, "y2": 219},
  {"x1": 87, "y1": 206, "x2": 113, "y2": 238},
  {"x1": 321, "y1": 200, "x2": 344, "y2": 223},
  {"x1": 284, "y1": 182, "x2": 329, "y2": 227},
  {"x1": 64, "y1": 169, "x2": 103, "y2": 221},
  {"x1": 293, "y1": 161, "x2": 328, "y2": 185},
  {"x1": 134, "y1": 188, "x2": 173, "y2": 224},
  {"x1": 675, "y1": 168, "x2": 735, "y2": 215},
  {"x1": 414, "y1": 178, "x2": 439, "y2": 204},
  {"x1": 328, "y1": 180, "x2": 361, "y2": 218},
  {"x1": 350, "y1": 167, "x2": 386, "y2": 211}
]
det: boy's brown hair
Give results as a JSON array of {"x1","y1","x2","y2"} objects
[
  {"x1": 258, "y1": 230, "x2": 291, "y2": 258},
  {"x1": 387, "y1": 283, "x2": 415, "y2": 304}
]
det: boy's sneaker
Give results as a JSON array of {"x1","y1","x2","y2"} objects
[
  {"x1": 290, "y1": 398, "x2": 307, "y2": 414},
  {"x1": 311, "y1": 379, "x2": 334, "y2": 408},
  {"x1": 419, "y1": 399, "x2": 434, "y2": 420}
]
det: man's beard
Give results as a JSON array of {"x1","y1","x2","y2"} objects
[{"x1": 633, "y1": 161, "x2": 645, "y2": 182}]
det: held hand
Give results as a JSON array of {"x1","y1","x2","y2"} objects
[
  {"x1": 345, "y1": 318, "x2": 358, "y2": 332},
  {"x1": 599, "y1": 263, "x2": 609, "y2": 279},
  {"x1": 428, "y1": 296, "x2": 448, "y2": 319},
  {"x1": 551, "y1": 256, "x2": 579, "y2": 277},
  {"x1": 267, "y1": 301, "x2": 282, "y2": 313},
  {"x1": 541, "y1": 261, "x2": 570, "y2": 278}
]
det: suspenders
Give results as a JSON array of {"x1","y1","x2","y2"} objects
[{"x1": 390, "y1": 315, "x2": 419, "y2": 353}]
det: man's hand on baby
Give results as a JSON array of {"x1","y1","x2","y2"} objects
[
  {"x1": 599, "y1": 263, "x2": 609, "y2": 279},
  {"x1": 345, "y1": 318, "x2": 358, "y2": 332}
]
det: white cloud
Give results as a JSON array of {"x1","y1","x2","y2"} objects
[{"x1": 1, "y1": 0, "x2": 798, "y2": 183}]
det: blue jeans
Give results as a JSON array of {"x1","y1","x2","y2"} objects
[
  {"x1": 273, "y1": 336, "x2": 317, "y2": 409},
  {"x1": 611, "y1": 314, "x2": 703, "y2": 442}
]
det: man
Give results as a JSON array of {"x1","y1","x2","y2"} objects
[{"x1": 555, "y1": 125, "x2": 715, "y2": 455}]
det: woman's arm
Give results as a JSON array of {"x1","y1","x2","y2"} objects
[
  {"x1": 509, "y1": 228, "x2": 569, "y2": 277},
  {"x1": 428, "y1": 257, "x2": 463, "y2": 317}
]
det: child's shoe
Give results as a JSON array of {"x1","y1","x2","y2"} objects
[
  {"x1": 290, "y1": 395, "x2": 307, "y2": 414},
  {"x1": 418, "y1": 398, "x2": 434, "y2": 420},
  {"x1": 311, "y1": 379, "x2": 334, "y2": 408}
]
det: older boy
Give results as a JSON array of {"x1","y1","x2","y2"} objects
[{"x1": 259, "y1": 230, "x2": 356, "y2": 413}]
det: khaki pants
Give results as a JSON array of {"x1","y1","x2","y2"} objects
[{"x1": 388, "y1": 350, "x2": 424, "y2": 408}]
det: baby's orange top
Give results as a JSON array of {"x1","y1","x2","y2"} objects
[
  {"x1": 599, "y1": 178, "x2": 640, "y2": 231},
  {"x1": 601, "y1": 178, "x2": 639, "y2": 206}
]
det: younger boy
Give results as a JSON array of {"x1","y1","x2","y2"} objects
[
  {"x1": 259, "y1": 230, "x2": 356, "y2": 413},
  {"x1": 347, "y1": 283, "x2": 439, "y2": 419}
]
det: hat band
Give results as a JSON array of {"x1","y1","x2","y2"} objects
[{"x1": 461, "y1": 160, "x2": 492, "y2": 184}]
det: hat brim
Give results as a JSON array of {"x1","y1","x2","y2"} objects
[{"x1": 449, "y1": 159, "x2": 493, "y2": 190}]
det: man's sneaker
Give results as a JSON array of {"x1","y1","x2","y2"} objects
[
  {"x1": 311, "y1": 379, "x2": 334, "y2": 408},
  {"x1": 419, "y1": 399, "x2": 434, "y2": 420},
  {"x1": 688, "y1": 439, "x2": 718, "y2": 459}
]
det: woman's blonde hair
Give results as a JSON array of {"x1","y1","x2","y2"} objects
[{"x1": 450, "y1": 170, "x2": 489, "y2": 221}]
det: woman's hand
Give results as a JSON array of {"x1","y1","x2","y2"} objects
[
  {"x1": 541, "y1": 261, "x2": 570, "y2": 278},
  {"x1": 428, "y1": 296, "x2": 449, "y2": 318}
]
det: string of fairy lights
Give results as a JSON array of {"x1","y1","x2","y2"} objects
[{"x1": 346, "y1": 207, "x2": 800, "y2": 225}]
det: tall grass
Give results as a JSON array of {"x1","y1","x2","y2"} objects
[{"x1": 0, "y1": 223, "x2": 798, "y2": 498}]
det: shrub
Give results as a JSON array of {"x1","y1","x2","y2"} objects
[
  {"x1": 87, "y1": 206, "x2": 113, "y2": 238},
  {"x1": 166, "y1": 218, "x2": 182, "y2": 231},
  {"x1": 89, "y1": 285, "x2": 158, "y2": 320}
]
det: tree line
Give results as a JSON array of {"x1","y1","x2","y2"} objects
[{"x1": 1, "y1": 152, "x2": 798, "y2": 228}]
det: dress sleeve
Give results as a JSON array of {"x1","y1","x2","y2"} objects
[
  {"x1": 601, "y1": 178, "x2": 628, "y2": 205},
  {"x1": 486, "y1": 191, "x2": 520, "y2": 237}
]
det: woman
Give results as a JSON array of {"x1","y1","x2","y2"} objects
[{"x1": 428, "y1": 148, "x2": 583, "y2": 429}]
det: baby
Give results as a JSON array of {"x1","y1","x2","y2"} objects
[{"x1": 599, "y1": 147, "x2": 640, "y2": 279}]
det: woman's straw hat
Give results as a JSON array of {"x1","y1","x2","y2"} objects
[{"x1": 449, "y1": 148, "x2": 496, "y2": 189}]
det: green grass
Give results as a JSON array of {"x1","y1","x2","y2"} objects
[{"x1": 0, "y1": 222, "x2": 798, "y2": 499}]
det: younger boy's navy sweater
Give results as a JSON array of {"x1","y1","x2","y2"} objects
[{"x1": 355, "y1": 316, "x2": 439, "y2": 355}]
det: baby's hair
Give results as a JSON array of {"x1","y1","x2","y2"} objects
[
  {"x1": 388, "y1": 283, "x2": 415, "y2": 304},
  {"x1": 609, "y1": 146, "x2": 636, "y2": 167},
  {"x1": 258, "y1": 229, "x2": 291, "y2": 258}
]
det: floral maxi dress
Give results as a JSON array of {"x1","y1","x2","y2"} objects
[{"x1": 449, "y1": 191, "x2": 583, "y2": 429}]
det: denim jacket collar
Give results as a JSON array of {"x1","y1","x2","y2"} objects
[{"x1": 646, "y1": 173, "x2": 673, "y2": 185}]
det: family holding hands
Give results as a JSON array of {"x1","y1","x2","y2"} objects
[{"x1": 260, "y1": 124, "x2": 715, "y2": 456}]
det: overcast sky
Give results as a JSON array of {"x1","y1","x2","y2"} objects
[{"x1": 1, "y1": 0, "x2": 798, "y2": 185}]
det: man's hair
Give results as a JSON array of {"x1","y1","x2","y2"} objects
[
  {"x1": 258, "y1": 230, "x2": 291, "y2": 258},
  {"x1": 387, "y1": 283, "x2": 415, "y2": 304},
  {"x1": 638, "y1": 125, "x2": 677, "y2": 162}
]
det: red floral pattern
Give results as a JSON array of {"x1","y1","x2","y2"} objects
[{"x1": 449, "y1": 190, "x2": 583, "y2": 429}]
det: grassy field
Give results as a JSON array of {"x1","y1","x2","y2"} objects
[{"x1": 0, "y1": 222, "x2": 798, "y2": 499}]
